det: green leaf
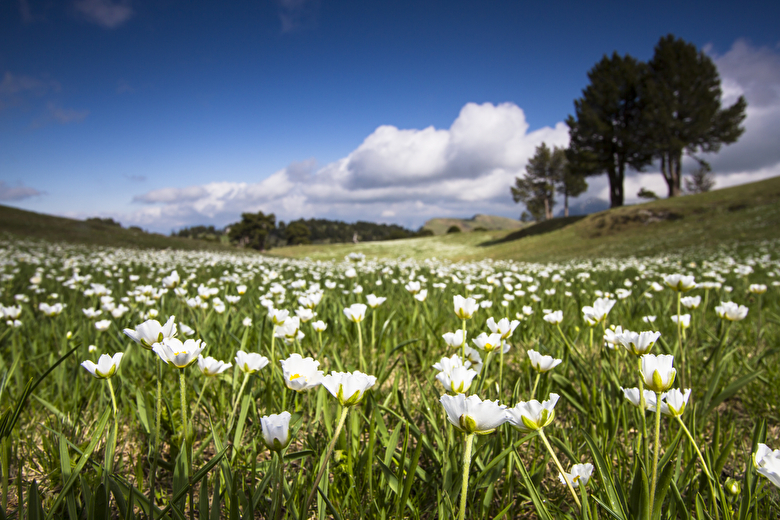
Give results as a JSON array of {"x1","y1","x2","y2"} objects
[
  {"x1": 27, "y1": 480, "x2": 44, "y2": 520},
  {"x1": 705, "y1": 370, "x2": 762, "y2": 417},
  {"x1": 45, "y1": 408, "x2": 111, "y2": 520},
  {"x1": 651, "y1": 455, "x2": 676, "y2": 520},
  {"x1": 514, "y1": 452, "x2": 553, "y2": 520},
  {"x1": 582, "y1": 430, "x2": 628, "y2": 520}
]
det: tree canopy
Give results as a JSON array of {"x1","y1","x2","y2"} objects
[{"x1": 512, "y1": 143, "x2": 574, "y2": 220}]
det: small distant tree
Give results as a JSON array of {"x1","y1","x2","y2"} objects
[
  {"x1": 684, "y1": 163, "x2": 716, "y2": 194},
  {"x1": 637, "y1": 187, "x2": 660, "y2": 200},
  {"x1": 228, "y1": 211, "x2": 276, "y2": 250},
  {"x1": 446, "y1": 225, "x2": 462, "y2": 234},
  {"x1": 556, "y1": 159, "x2": 588, "y2": 217},
  {"x1": 512, "y1": 143, "x2": 566, "y2": 220}
]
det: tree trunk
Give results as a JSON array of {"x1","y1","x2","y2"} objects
[
  {"x1": 564, "y1": 191, "x2": 569, "y2": 217},
  {"x1": 608, "y1": 163, "x2": 624, "y2": 207},
  {"x1": 660, "y1": 153, "x2": 683, "y2": 197},
  {"x1": 543, "y1": 197, "x2": 551, "y2": 221}
]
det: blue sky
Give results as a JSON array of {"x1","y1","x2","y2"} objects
[{"x1": 2, "y1": 0, "x2": 780, "y2": 232}]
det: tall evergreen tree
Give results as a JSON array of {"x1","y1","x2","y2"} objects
[
  {"x1": 228, "y1": 211, "x2": 276, "y2": 250},
  {"x1": 642, "y1": 35, "x2": 746, "y2": 197},
  {"x1": 566, "y1": 52, "x2": 652, "y2": 207},
  {"x1": 512, "y1": 143, "x2": 566, "y2": 220}
]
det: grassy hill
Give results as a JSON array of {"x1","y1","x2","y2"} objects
[
  {"x1": 271, "y1": 175, "x2": 780, "y2": 262},
  {"x1": 423, "y1": 213, "x2": 526, "y2": 235},
  {"x1": 0, "y1": 204, "x2": 236, "y2": 252}
]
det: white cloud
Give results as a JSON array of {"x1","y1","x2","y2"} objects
[
  {"x1": 74, "y1": 0, "x2": 133, "y2": 29},
  {"x1": 124, "y1": 102, "x2": 568, "y2": 231},
  {"x1": 120, "y1": 41, "x2": 780, "y2": 232}
]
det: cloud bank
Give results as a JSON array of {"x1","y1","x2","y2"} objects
[
  {"x1": 0, "y1": 182, "x2": 44, "y2": 202},
  {"x1": 124, "y1": 40, "x2": 780, "y2": 232}
]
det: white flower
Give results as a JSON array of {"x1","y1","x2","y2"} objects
[
  {"x1": 640, "y1": 354, "x2": 676, "y2": 393},
  {"x1": 559, "y1": 463, "x2": 594, "y2": 488},
  {"x1": 453, "y1": 295, "x2": 478, "y2": 319},
  {"x1": 83, "y1": 307, "x2": 102, "y2": 319},
  {"x1": 111, "y1": 304, "x2": 129, "y2": 318},
  {"x1": 242, "y1": 317, "x2": 253, "y2": 327},
  {"x1": 343, "y1": 303, "x2": 367, "y2": 323},
  {"x1": 275, "y1": 316, "x2": 302, "y2": 341},
  {"x1": 162, "y1": 270, "x2": 180, "y2": 289},
  {"x1": 212, "y1": 298, "x2": 226, "y2": 314},
  {"x1": 81, "y1": 353, "x2": 123, "y2": 379},
  {"x1": 295, "y1": 308, "x2": 316, "y2": 323},
  {"x1": 414, "y1": 289, "x2": 428, "y2": 302},
  {"x1": 322, "y1": 371, "x2": 377, "y2": 406},
  {"x1": 88, "y1": 345, "x2": 98, "y2": 353},
  {"x1": 95, "y1": 319, "x2": 112, "y2": 332},
  {"x1": 366, "y1": 294, "x2": 387, "y2": 308},
  {"x1": 312, "y1": 320, "x2": 328, "y2": 332},
  {"x1": 39, "y1": 302, "x2": 64, "y2": 317},
  {"x1": 179, "y1": 323, "x2": 195, "y2": 336},
  {"x1": 234, "y1": 350, "x2": 270, "y2": 374},
  {"x1": 237, "y1": 285, "x2": 247, "y2": 295},
  {"x1": 197, "y1": 356, "x2": 232, "y2": 377},
  {"x1": 661, "y1": 388, "x2": 691, "y2": 417},
  {"x1": 123, "y1": 316, "x2": 177, "y2": 350},
  {"x1": 486, "y1": 317, "x2": 520, "y2": 340},
  {"x1": 615, "y1": 288, "x2": 632, "y2": 300},
  {"x1": 582, "y1": 298, "x2": 616, "y2": 326},
  {"x1": 748, "y1": 284, "x2": 767, "y2": 295},
  {"x1": 463, "y1": 346, "x2": 483, "y2": 373},
  {"x1": 754, "y1": 444, "x2": 780, "y2": 488},
  {"x1": 603, "y1": 326, "x2": 625, "y2": 349},
  {"x1": 621, "y1": 387, "x2": 655, "y2": 410},
  {"x1": 479, "y1": 300, "x2": 492, "y2": 308},
  {"x1": 281, "y1": 354, "x2": 324, "y2": 391},
  {"x1": 527, "y1": 350, "x2": 562, "y2": 373},
  {"x1": 506, "y1": 393, "x2": 560, "y2": 431},
  {"x1": 715, "y1": 301, "x2": 748, "y2": 321},
  {"x1": 664, "y1": 274, "x2": 696, "y2": 292},
  {"x1": 442, "y1": 330, "x2": 467, "y2": 348},
  {"x1": 617, "y1": 330, "x2": 661, "y2": 356},
  {"x1": 153, "y1": 338, "x2": 206, "y2": 368},
  {"x1": 472, "y1": 332, "x2": 506, "y2": 353},
  {"x1": 261, "y1": 411, "x2": 292, "y2": 451},
  {"x1": 404, "y1": 281, "x2": 421, "y2": 294},
  {"x1": 642, "y1": 315, "x2": 656, "y2": 324},
  {"x1": 543, "y1": 310, "x2": 563, "y2": 325},
  {"x1": 270, "y1": 309, "x2": 289, "y2": 326},
  {"x1": 440, "y1": 394, "x2": 507, "y2": 434},
  {"x1": 671, "y1": 314, "x2": 691, "y2": 329},
  {"x1": 680, "y1": 296, "x2": 701, "y2": 309}
]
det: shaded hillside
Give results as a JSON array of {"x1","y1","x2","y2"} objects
[
  {"x1": 0, "y1": 205, "x2": 236, "y2": 251},
  {"x1": 423, "y1": 214, "x2": 526, "y2": 235}
]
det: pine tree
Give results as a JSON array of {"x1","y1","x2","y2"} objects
[
  {"x1": 642, "y1": 35, "x2": 746, "y2": 197},
  {"x1": 512, "y1": 143, "x2": 567, "y2": 221},
  {"x1": 566, "y1": 52, "x2": 652, "y2": 207}
]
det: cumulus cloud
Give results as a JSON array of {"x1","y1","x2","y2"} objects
[
  {"x1": 74, "y1": 0, "x2": 133, "y2": 29},
  {"x1": 0, "y1": 181, "x2": 44, "y2": 201},
  {"x1": 121, "y1": 41, "x2": 780, "y2": 232},
  {"x1": 125, "y1": 102, "x2": 568, "y2": 231}
]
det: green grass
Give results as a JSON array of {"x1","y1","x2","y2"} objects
[
  {"x1": 0, "y1": 204, "x2": 237, "y2": 252},
  {"x1": 423, "y1": 214, "x2": 527, "y2": 235},
  {"x1": 272, "y1": 176, "x2": 780, "y2": 262}
]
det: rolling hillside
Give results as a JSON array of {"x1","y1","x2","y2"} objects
[{"x1": 422, "y1": 214, "x2": 526, "y2": 235}]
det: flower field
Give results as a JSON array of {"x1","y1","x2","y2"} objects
[{"x1": 1, "y1": 237, "x2": 779, "y2": 519}]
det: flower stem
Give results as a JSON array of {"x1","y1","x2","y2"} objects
[
  {"x1": 674, "y1": 416, "x2": 712, "y2": 480},
  {"x1": 179, "y1": 370, "x2": 188, "y2": 445},
  {"x1": 498, "y1": 340, "x2": 505, "y2": 397},
  {"x1": 637, "y1": 358, "x2": 650, "y2": 466},
  {"x1": 303, "y1": 406, "x2": 349, "y2": 518},
  {"x1": 228, "y1": 372, "x2": 250, "y2": 432},
  {"x1": 150, "y1": 358, "x2": 163, "y2": 511},
  {"x1": 530, "y1": 373, "x2": 541, "y2": 401},
  {"x1": 357, "y1": 321, "x2": 364, "y2": 372},
  {"x1": 539, "y1": 430, "x2": 581, "y2": 508},
  {"x1": 274, "y1": 450, "x2": 285, "y2": 520},
  {"x1": 461, "y1": 319, "x2": 467, "y2": 363},
  {"x1": 677, "y1": 292, "x2": 686, "y2": 388},
  {"x1": 194, "y1": 377, "x2": 210, "y2": 415},
  {"x1": 106, "y1": 378, "x2": 118, "y2": 416},
  {"x1": 458, "y1": 433, "x2": 475, "y2": 520},
  {"x1": 649, "y1": 391, "x2": 662, "y2": 509}
]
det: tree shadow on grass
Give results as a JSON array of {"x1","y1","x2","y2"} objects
[{"x1": 479, "y1": 215, "x2": 586, "y2": 247}]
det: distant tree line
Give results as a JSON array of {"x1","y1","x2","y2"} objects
[
  {"x1": 513, "y1": 34, "x2": 746, "y2": 220},
  {"x1": 181, "y1": 212, "x2": 433, "y2": 251}
]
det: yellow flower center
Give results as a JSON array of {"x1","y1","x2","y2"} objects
[{"x1": 289, "y1": 374, "x2": 302, "y2": 380}]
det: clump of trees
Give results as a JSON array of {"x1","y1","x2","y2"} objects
[
  {"x1": 517, "y1": 34, "x2": 746, "y2": 217},
  {"x1": 172, "y1": 225, "x2": 224, "y2": 242},
  {"x1": 222, "y1": 213, "x2": 427, "y2": 251}
]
